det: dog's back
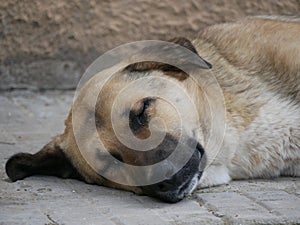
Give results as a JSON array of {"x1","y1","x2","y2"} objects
[{"x1": 195, "y1": 16, "x2": 300, "y2": 102}]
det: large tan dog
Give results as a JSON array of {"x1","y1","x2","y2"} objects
[{"x1": 5, "y1": 17, "x2": 300, "y2": 203}]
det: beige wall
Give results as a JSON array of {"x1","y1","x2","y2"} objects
[{"x1": 1, "y1": 0, "x2": 299, "y2": 90}]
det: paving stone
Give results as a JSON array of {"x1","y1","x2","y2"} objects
[
  {"x1": 198, "y1": 192, "x2": 274, "y2": 219},
  {"x1": 245, "y1": 191, "x2": 300, "y2": 217}
]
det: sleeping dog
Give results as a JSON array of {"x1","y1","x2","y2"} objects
[{"x1": 6, "y1": 16, "x2": 300, "y2": 203}]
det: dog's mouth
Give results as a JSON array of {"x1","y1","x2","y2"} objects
[
  {"x1": 178, "y1": 172, "x2": 201, "y2": 196},
  {"x1": 143, "y1": 172, "x2": 201, "y2": 203},
  {"x1": 141, "y1": 143, "x2": 204, "y2": 203}
]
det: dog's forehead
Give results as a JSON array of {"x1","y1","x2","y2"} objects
[
  {"x1": 98, "y1": 69, "x2": 183, "y2": 101},
  {"x1": 96, "y1": 69, "x2": 198, "y2": 119}
]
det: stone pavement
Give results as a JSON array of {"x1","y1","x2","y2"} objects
[{"x1": 0, "y1": 90, "x2": 300, "y2": 225}]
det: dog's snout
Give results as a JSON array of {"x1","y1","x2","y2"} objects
[{"x1": 141, "y1": 144, "x2": 204, "y2": 203}]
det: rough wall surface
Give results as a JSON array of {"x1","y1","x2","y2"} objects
[{"x1": 0, "y1": 0, "x2": 299, "y2": 90}]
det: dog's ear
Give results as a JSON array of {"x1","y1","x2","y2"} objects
[
  {"x1": 5, "y1": 136, "x2": 83, "y2": 182},
  {"x1": 124, "y1": 37, "x2": 211, "y2": 81},
  {"x1": 168, "y1": 37, "x2": 212, "y2": 68},
  {"x1": 168, "y1": 37, "x2": 200, "y2": 56}
]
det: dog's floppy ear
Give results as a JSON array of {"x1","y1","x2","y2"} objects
[
  {"x1": 169, "y1": 37, "x2": 212, "y2": 68},
  {"x1": 124, "y1": 37, "x2": 212, "y2": 81},
  {"x1": 5, "y1": 136, "x2": 83, "y2": 182}
]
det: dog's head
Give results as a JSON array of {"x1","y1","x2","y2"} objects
[
  {"x1": 69, "y1": 38, "x2": 212, "y2": 203},
  {"x1": 5, "y1": 38, "x2": 213, "y2": 203}
]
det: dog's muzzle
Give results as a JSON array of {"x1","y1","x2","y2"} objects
[{"x1": 141, "y1": 143, "x2": 204, "y2": 203}]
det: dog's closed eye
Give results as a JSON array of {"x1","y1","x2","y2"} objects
[
  {"x1": 111, "y1": 152, "x2": 124, "y2": 162},
  {"x1": 129, "y1": 98, "x2": 155, "y2": 131}
]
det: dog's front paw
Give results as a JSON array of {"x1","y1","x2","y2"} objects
[{"x1": 197, "y1": 165, "x2": 231, "y2": 189}]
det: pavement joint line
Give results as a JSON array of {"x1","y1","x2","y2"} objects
[
  {"x1": 240, "y1": 191, "x2": 280, "y2": 216},
  {"x1": 46, "y1": 213, "x2": 60, "y2": 225},
  {"x1": 194, "y1": 194, "x2": 232, "y2": 224}
]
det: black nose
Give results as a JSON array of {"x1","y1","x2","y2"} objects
[{"x1": 141, "y1": 143, "x2": 204, "y2": 203}]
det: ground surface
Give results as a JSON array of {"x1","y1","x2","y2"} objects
[
  {"x1": 1, "y1": 1, "x2": 299, "y2": 90},
  {"x1": 1, "y1": 91, "x2": 300, "y2": 225}
]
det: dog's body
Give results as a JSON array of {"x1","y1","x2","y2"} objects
[
  {"x1": 193, "y1": 17, "x2": 300, "y2": 187},
  {"x1": 6, "y1": 17, "x2": 300, "y2": 202}
]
